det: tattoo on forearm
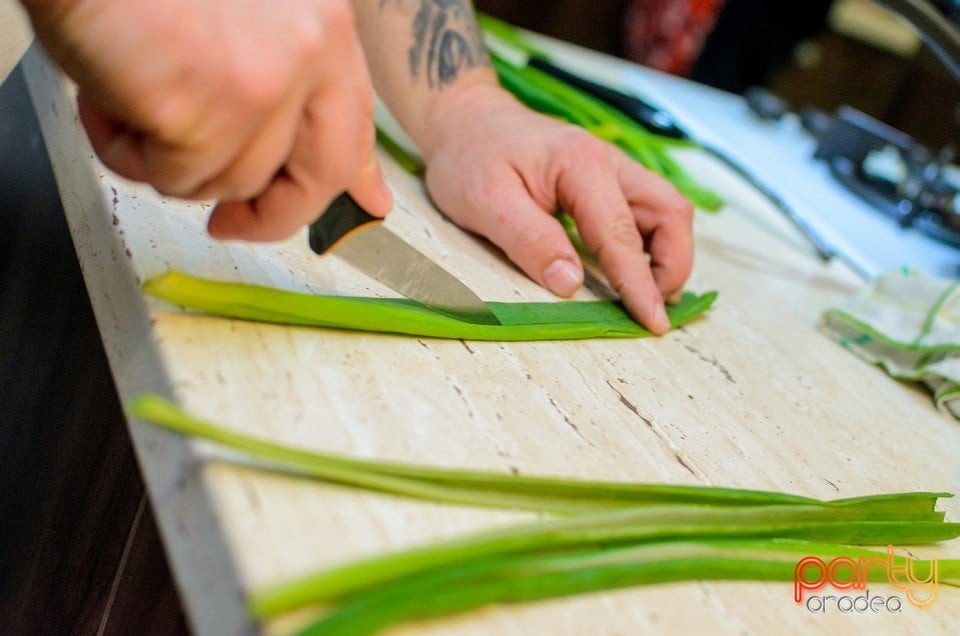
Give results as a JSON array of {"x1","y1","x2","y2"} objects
[{"x1": 388, "y1": 0, "x2": 490, "y2": 89}]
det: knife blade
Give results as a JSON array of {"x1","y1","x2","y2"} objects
[{"x1": 309, "y1": 193, "x2": 501, "y2": 325}]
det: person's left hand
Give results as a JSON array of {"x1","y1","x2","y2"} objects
[{"x1": 418, "y1": 84, "x2": 694, "y2": 334}]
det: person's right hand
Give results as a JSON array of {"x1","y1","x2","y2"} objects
[{"x1": 23, "y1": 0, "x2": 392, "y2": 240}]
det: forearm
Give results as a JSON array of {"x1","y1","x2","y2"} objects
[
  {"x1": 353, "y1": 0, "x2": 502, "y2": 158},
  {"x1": 355, "y1": 1, "x2": 692, "y2": 333}
]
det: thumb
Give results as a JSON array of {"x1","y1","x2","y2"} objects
[{"x1": 346, "y1": 155, "x2": 393, "y2": 218}]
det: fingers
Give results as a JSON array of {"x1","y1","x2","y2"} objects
[
  {"x1": 556, "y1": 142, "x2": 671, "y2": 334},
  {"x1": 344, "y1": 106, "x2": 392, "y2": 218},
  {"x1": 77, "y1": 92, "x2": 148, "y2": 183},
  {"x1": 79, "y1": 89, "x2": 258, "y2": 198},
  {"x1": 613, "y1": 149, "x2": 695, "y2": 304},
  {"x1": 347, "y1": 155, "x2": 393, "y2": 218},
  {"x1": 187, "y1": 92, "x2": 304, "y2": 202},
  {"x1": 71, "y1": 0, "x2": 387, "y2": 241},
  {"x1": 444, "y1": 170, "x2": 584, "y2": 297},
  {"x1": 207, "y1": 26, "x2": 388, "y2": 240},
  {"x1": 208, "y1": 51, "x2": 382, "y2": 241},
  {"x1": 207, "y1": 92, "x2": 352, "y2": 241},
  {"x1": 343, "y1": 37, "x2": 392, "y2": 218},
  {"x1": 194, "y1": 21, "x2": 385, "y2": 240}
]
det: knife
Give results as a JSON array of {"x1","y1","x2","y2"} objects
[{"x1": 309, "y1": 192, "x2": 501, "y2": 325}]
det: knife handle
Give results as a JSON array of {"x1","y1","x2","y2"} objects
[
  {"x1": 308, "y1": 192, "x2": 383, "y2": 255},
  {"x1": 527, "y1": 56, "x2": 690, "y2": 141}
]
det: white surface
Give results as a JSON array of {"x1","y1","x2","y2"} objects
[{"x1": 619, "y1": 65, "x2": 960, "y2": 280}]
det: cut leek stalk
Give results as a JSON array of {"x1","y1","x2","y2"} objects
[
  {"x1": 132, "y1": 394, "x2": 827, "y2": 515},
  {"x1": 143, "y1": 271, "x2": 717, "y2": 341},
  {"x1": 129, "y1": 397, "x2": 960, "y2": 635},
  {"x1": 251, "y1": 504, "x2": 957, "y2": 618},
  {"x1": 293, "y1": 539, "x2": 960, "y2": 636}
]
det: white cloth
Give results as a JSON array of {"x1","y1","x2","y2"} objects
[{"x1": 820, "y1": 268, "x2": 960, "y2": 420}]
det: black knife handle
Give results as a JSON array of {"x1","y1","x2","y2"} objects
[
  {"x1": 527, "y1": 56, "x2": 689, "y2": 141},
  {"x1": 308, "y1": 192, "x2": 381, "y2": 255}
]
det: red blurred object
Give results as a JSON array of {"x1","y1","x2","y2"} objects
[{"x1": 623, "y1": 0, "x2": 726, "y2": 76}]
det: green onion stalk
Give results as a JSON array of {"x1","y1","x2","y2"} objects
[
  {"x1": 142, "y1": 271, "x2": 717, "y2": 342},
  {"x1": 292, "y1": 539, "x2": 960, "y2": 636},
  {"x1": 131, "y1": 396, "x2": 960, "y2": 635},
  {"x1": 484, "y1": 51, "x2": 723, "y2": 211},
  {"x1": 375, "y1": 16, "x2": 723, "y2": 211}
]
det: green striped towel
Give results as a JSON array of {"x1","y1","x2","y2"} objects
[{"x1": 819, "y1": 268, "x2": 960, "y2": 420}]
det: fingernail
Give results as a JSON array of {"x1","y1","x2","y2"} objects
[
  {"x1": 543, "y1": 259, "x2": 582, "y2": 296},
  {"x1": 379, "y1": 179, "x2": 394, "y2": 209},
  {"x1": 653, "y1": 303, "x2": 671, "y2": 333}
]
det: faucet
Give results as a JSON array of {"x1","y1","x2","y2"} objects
[{"x1": 871, "y1": 0, "x2": 960, "y2": 82}]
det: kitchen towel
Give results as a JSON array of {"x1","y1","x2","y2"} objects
[{"x1": 820, "y1": 268, "x2": 960, "y2": 420}]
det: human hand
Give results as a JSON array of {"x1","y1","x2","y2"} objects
[
  {"x1": 419, "y1": 84, "x2": 694, "y2": 334},
  {"x1": 23, "y1": 0, "x2": 392, "y2": 240}
]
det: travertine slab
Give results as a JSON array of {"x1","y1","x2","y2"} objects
[{"x1": 19, "y1": 34, "x2": 960, "y2": 636}]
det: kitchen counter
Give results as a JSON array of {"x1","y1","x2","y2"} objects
[{"x1": 13, "y1": 27, "x2": 960, "y2": 636}]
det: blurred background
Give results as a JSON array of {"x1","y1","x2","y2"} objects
[{"x1": 475, "y1": 0, "x2": 959, "y2": 148}]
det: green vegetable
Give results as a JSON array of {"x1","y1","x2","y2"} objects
[
  {"x1": 476, "y1": 12, "x2": 551, "y2": 60},
  {"x1": 375, "y1": 127, "x2": 423, "y2": 175},
  {"x1": 251, "y1": 504, "x2": 955, "y2": 618},
  {"x1": 488, "y1": 52, "x2": 723, "y2": 212},
  {"x1": 373, "y1": 13, "x2": 724, "y2": 211},
  {"x1": 132, "y1": 394, "x2": 824, "y2": 515},
  {"x1": 477, "y1": 17, "x2": 724, "y2": 211},
  {"x1": 142, "y1": 271, "x2": 717, "y2": 341},
  {"x1": 131, "y1": 396, "x2": 960, "y2": 635},
  {"x1": 295, "y1": 539, "x2": 960, "y2": 636}
]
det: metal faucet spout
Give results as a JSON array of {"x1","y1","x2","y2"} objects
[{"x1": 872, "y1": 0, "x2": 960, "y2": 82}]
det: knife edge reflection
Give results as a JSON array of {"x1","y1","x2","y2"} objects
[{"x1": 316, "y1": 222, "x2": 501, "y2": 326}]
